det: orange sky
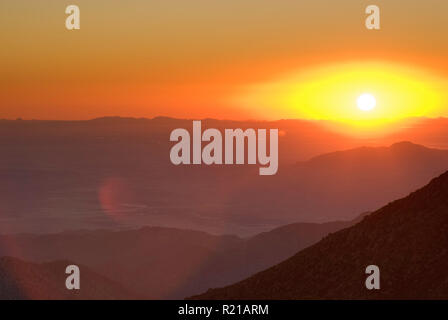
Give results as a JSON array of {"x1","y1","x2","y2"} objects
[{"x1": 1, "y1": 0, "x2": 448, "y2": 121}]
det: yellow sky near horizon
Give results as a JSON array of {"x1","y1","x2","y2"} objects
[{"x1": 1, "y1": 0, "x2": 448, "y2": 123}]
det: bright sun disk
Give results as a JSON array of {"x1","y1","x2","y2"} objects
[{"x1": 357, "y1": 93, "x2": 376, "y2": 111}]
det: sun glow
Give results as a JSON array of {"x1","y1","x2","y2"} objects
[{"x1": 232, "y1": 61, "x2": 448, "y2": 130}]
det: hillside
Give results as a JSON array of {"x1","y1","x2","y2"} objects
[
  {"x1": 0, "y1": 257, "x2": 137, "y2": 299},
  {"x1": 194, "y1": 171, "x2": 448, "y2": 299}
]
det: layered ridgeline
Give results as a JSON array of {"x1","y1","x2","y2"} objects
[
  {"x1": 2, "y1": 116, "x2": 448, "y2": 236},
  {"x1": 0, "y1": 257, "x2": 137, "y2": 299},
  {"x1": 0, "y1": 215, "x2": 364, "y2": 299},
  {"x1": 193, "y1": 171, "x2": 448, "y2": 299}
]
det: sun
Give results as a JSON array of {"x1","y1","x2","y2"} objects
[{"x1": 357, "y1": 93, "x2": 376, "y2": 111}]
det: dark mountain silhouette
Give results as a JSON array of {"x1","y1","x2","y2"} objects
[
  {"x1": 193, "y1": 170, "x2": 448, "y2": 299},
  {"x1": 0, "y1": 214, "x2": 364, "y2": 299},
  {"x1": 0, "y1": 257, "x2": 137, "y2": 300}
]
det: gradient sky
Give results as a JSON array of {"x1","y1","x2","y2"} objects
[{"x1": 1, "y1": 0, "x2": 448, "y2": 120}]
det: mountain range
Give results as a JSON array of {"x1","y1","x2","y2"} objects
[
  {"x1": 1, "y1": 116, "x2": 448, "y2": 236},
  {"x1": 193, "y1": 170, "x2": 448, "y2": 299},
  {"x1": 1, "y1": 117, "x2": 448, "y2": 298},
  {"x1": 0, "y1": 214, "x2": 364, "y2": 299}
]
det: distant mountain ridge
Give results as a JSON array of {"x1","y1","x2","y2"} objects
[
  {"x1": 2, "y1": 116, "x2": 448, "y2": 235},
  {"x1": 193, "y1": 170, "x2": 448, "y2": 299},
  {"x1": 302, "y1": 141, "x2": 444, "y2": 167},
  {"x1": 0, "y1": 215, "x2": 364, "y2": 299},
  {"x1": 240, "y1": 141, "x2": 448, "y2": 224}
]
